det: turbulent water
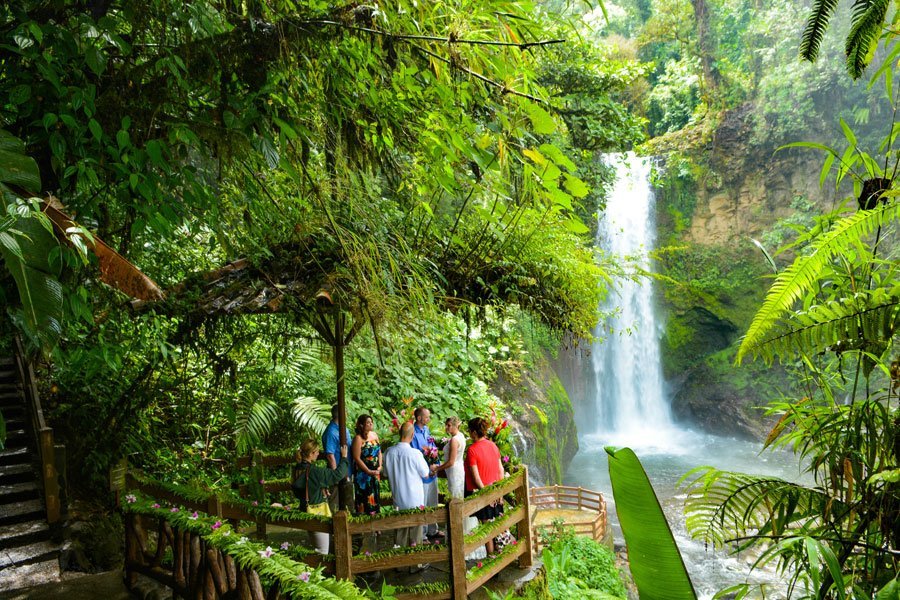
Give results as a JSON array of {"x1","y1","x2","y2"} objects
[
  {"x1": 568, "y1": 153, "x2": 802, "y2": 598},
  {"x1": 565, "y1": 432, "x2": 802, "y2": 599}
]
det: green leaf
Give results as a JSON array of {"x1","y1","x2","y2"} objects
[
  {"x1": 88, "y1": 119, "x2": 103, "y2": 141},
  {"x1": 0, "y1": 146, "x2": 41, "y2": 195},
  {"x1": 606, "y1": 447, "x2": 696, "y2": 600},
  {"x1": 876, "y1": 577, "x2": 899, "y2": 600},
  {"x1": 0, "y1": 217, "x2": 64, "y2": 349},
  {"x1": 563, "y1": 173, "x2": 590, "y2": 198},
  {"x1": 525, "y1": 103, "x2": 556, "y2": 135}
]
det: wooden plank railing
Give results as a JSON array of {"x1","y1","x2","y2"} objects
[
  {"x1": 529, "y1": 484, "x2": 607, "y2": 552},
  {"x1": 13, "y1": 336, "x2": 64, "y2": 526},
  {"x1": 124, "y1": 466, "x2": 534, "y2": 600}
]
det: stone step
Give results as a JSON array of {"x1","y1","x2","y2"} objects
[
  {"x1": 0, "y1": 481, "x2": 39, "y2": 505},
  {"x1": 0, "y1": 519, "x2": 50, "y2": 551},
  {"x1": 0, "y1": 500, "x2": 43, "y2": 527},
  {"x1": 3, "y1": 429, "x2": 28, "y2": 445},
  {"x1": 0, "y1": 403, "x2": 24, "y2": 416},
  {"x1": 0, "y1": 556, "x2": 60, "y2": 592},
  {"x1": 0, "y1": 447, "x2": 30, "y2": 467},
  {"x1": 2, "y1": 419, "x2": 27, "y2": 435},
  {"x1": 0, "y1": 540, "x2": 58, "y2": 570},
  {"x1": 0, "y1": 464, "x2": 34, "y2": 486},
  {"x1": 0, "y1": 392, "x2": 23, "y2": 405}
]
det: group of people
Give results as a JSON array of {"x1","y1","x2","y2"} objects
[{"x1": 291, "y1": 405, "x2": 506, "y2": 557}]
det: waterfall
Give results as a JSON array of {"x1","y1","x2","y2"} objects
[{"x1": 590, "y1": 153, "x2": 674, "y2": 445}]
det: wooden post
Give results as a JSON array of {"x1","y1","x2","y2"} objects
[
  {"x1": 448, "y1": 499, "x2": 467, "y2": 600},
  {"x1": 124, "y1": 513, "x2": 138, "y2": 588},
  {"x1": 333, "y1": 510, "x2": 353, "y2": 581},
  {"x1": 516, "y1": 466, "x2": 534, "y2": 568},
  {"x1": 207, "y1": 495, "x2": 222, "y2": 519}
]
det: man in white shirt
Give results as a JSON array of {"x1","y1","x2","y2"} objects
[{"x1": 383, "y1": 422, "x2": 430, "y2": 548}]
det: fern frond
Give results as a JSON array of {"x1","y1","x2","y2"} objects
[
  {"x1": 800, "y1": 0, "x2": 841, "y2": 62},
  {"x1": 746, "y1": 289, "x2": 900, "y2": 363},
  {"x1": 846, "y1": 0, "x2": 891, "y2": 79},
  {"x1": 683, "y1": 468, "x2": 835, "y2": 549},
  {"x1": 235, "y1": 396, "x2": 282, "y2": 454},
  {"x1": 737, "y1": 202, "x2": 900, "y2": 363},
  {"x1": 290, "y1": 395, "x2": 331, "y2": 436}
]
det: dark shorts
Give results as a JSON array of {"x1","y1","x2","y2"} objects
[{"x1": 465, "y1": 490, "x2": 504, "y2": 521}]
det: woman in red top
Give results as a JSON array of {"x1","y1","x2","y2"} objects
[{"x1": 465, "y1": 417, "x2": 505, "y2": 554}]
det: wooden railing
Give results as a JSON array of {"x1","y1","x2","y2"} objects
[
  {"x1": 124, "y1": 467, "x2": 534, "y2": 600},
  {"x1": 13, "y1": 336, "x2": 64, "y2": 525},
  {"x1": 529, "y1": 485, "x2": 607, "y2": 551}
]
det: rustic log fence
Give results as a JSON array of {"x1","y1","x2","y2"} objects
[
  {"x1": 124, "y1": 467, "x2": 533, "y2": 600},
  {"x1": 13, "y1": 335, "x2": 64, "y2": 526},
  {"x1": 529, "y1": 485, "x2": 607, "y2": 552}
]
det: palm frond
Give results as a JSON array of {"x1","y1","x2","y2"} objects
[
  {"x1": 746, "y1": 287, "x2": 900, "y2": 363},
  {"x1": 846, "y1": 0, "x2": 891, "y2": 79},
  {"x1": 235, "y1": 396, "x2": 282, "y2": 454},
  {"x1": 682, "y1": 468, "x2": 836, "y2": 549},
  {"x1": 290, "y1": 395, "x2": 331, "y2": 436},
  {"x1": 737, "y1": 202, "x2": 900, "y2": 363},
  {"x1": 800, "y1": 0, "x2": 841, "y2": 62}
]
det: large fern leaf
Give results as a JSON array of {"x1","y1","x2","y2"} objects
[
  {"x1": 682, "y1": 468, "x2": 836, "y2": 549},
  {"x1": 800, "y1": 0, "x2": 841, "y2": 62},
  {"x1": 737, "y1": 202, "x2": 900, "y2": 363},
  {"x1": 235, "y1": 396, "x2": 281, "y2": 454},
  {"x1": 746, "y1": 288, "x2": 900, "y2": 363},
  {"x1": 290, "y1": 395, "x2": 331, "y2": 436},
  {"x1": 846, "y1": 0, "x2": 891, "y2": 79}
]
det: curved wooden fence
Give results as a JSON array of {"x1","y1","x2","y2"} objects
[
  {"x1": 529, "y1": 485, "x2": 607, "y2": 552},
  {"x1": 124, "y1": 467, "x2": 534, "y2": 600}
]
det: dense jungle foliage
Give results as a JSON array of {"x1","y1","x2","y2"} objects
[
  {"x1": 0, "y1": 0, "x2": 648, "y2": 488},
  {"x1": 1, "y1": 0, "x2": 899, "y2": 598}
]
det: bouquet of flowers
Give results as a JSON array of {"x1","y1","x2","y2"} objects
[
  {"x1": 389, "y1": 396, "x2": 415, "y2": 436},
  {"x1": 422, "y1": 436, "x2": 441, "y2": 466}
]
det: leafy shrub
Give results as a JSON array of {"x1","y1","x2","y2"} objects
[{"x1": 543, "y1": 536, "x2": 626, "y2": 599}]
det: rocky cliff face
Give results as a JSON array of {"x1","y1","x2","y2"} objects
[
  {"x1": 491, "y1": 355, "x2": 579, "y2": 485},
  {"x1": 656, "y1": 107, "x2": 831, "y2": 439}
]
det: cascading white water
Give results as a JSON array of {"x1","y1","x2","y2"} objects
[{"x1": 590, "y1": 153, "x2": 674, "y2": 445}]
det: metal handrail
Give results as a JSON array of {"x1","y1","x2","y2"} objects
[{"x1": 13, "y1": 336, "x2": 62, "y2": 524}]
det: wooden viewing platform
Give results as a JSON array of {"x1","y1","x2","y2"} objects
[
  {"x1": 123, "y1": 467, "x2": 534, "y2": 600},
  {"x1": 529, "y1": 485, "x2": 608, "y2": 551}
]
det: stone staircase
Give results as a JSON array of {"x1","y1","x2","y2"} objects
[{"x1": 0, "y1": 356, "x2": 60, "y2": 591}]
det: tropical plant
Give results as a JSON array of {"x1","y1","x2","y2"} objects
[
  {"x1": 606, "y1": 446, "x2": 697, "y2": 600},
  {"x1": 800, "y1": 0, "x2": 893, "y2": 78},
  {"x1": 684, "y1": 42, "x2": 899, "y2": 599}
]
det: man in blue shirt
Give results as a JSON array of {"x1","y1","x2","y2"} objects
[
  {"x1": 410, "y1": 406, "x2": 441, "y2": 539},
  {"x1": 322, "y1": 405, "x2": 352, "y2": 513}
]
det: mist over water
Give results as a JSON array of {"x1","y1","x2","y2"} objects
[{"x1": 566, "y1": 153, "x2": 801, "y2": 598}]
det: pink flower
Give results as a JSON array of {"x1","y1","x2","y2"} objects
[
  {"x1": 259, "y1": 479, "x2": 265, "y2": 485},
  {"x1": 124, "y1": 494, "x2": 137, "y2": 503},
  {"x1": 211, "y1": 521, "x2": 222, "y2": 530},
  {"x1": 411, "y1": 541, "x2": 417, "y2": 547},
  {"x1": 189, "y1": 511, "x2": 199, "y2": 520},
  {"x1": 512, "y1": 540, "x2": 517, "y2": 545},
  {"x1": 477, "y1": 562, "x2": 483, "y2": 568},
  {"x1": 152, "y1": 503, "x2": 161, "y2": 509},
  {"x1": 281, "y1": 541, "x2": 290, "y2": 550},
  {"x1": 502, "y1": 455, "x2": 510, "y2": 463},
  {"x1": 258, "y1": 546, "x2": 274, "y2": 558},
  {"x1": 170, "y1": 507, "x2": 179, "y2": 513},
  {"x1": 251, "y1": 501, "x2": 258, "y2": 506},
  {"x1": 418, "y1": 505, "x2": 425, "y2": 510},
  {"x1": 298, "y1": 572, "x2": 310, "y2": 582},
  {"x1": 364, "y1": 551, "x2": 371, "y2": 556}
]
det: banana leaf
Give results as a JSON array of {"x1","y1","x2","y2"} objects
[{"x1": 606, "y1": 446, "x2": 697, "y2": 600}]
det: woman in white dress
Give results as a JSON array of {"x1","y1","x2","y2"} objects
[{"x1": 431, "y1": 416, "x2": 485, "y2": 559}]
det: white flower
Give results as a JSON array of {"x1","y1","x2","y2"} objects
[
  {"x1": 258, "y1": 546, "x2": 274, "y2": 559},
  {"x1": 124, "y1": 494, "x2": 137, "y2": 504},
  {"x1": 236, "y1": 536, "x2": 248, "y2": 545}
]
